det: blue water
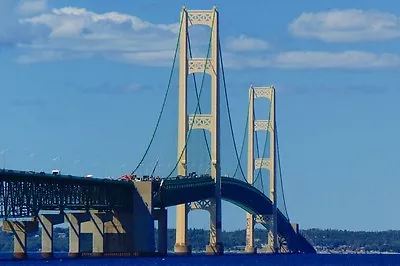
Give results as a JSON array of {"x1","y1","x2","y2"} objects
[{"x1": 1, "y1": 254, "x2": 400, "y2": 266}]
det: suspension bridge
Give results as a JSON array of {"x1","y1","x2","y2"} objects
[{"x1": 0, "y1": 6, "x2": 315, "y2": 259}]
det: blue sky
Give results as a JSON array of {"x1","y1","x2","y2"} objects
[{"x1": 1, "y1": 0, "x2": 400, "y2": 233}]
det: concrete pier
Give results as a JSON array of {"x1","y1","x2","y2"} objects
[
  {"x1": 154, "y1": 208, "x2": 167, "y2": 255},
  {"x1": 174, "y1": 243, "x2": 192, "y2": 255},
  {"x1": 81, "y1": 211, "x2": 113, "y2": 256},
  {"x1": 103, "y1": 212, "x2": 134, "y2": 255},
  {"x1": 2, "y1": 220, "x2": 38, "y2": 259},
  {"x1": 205, "y1": 243, "x2": 224, "y2": 255},
  {"x1": 245, "y1": 214, "x2": 256, "y2": 254},
  {"x1": 288, "y1": 223, "x2": 299, "y2": 253},
  {"x1": 0, "y1": 180, "x2": 164, "y2": 259},
  {"x1": 174, "y1": 202, "x2": 191, "y2": 255},
  {"x1": 174, "y1": 203, "x2": 191, "y2": 255},
  {"x1": 64, "y1": 212, "x2": 90, "y2": 258},
  {"x1": 205, "y1": 206, "x2": 224, "y2": 255},
  {"x1": 133, "y1": 182, "x2": 156, "y2": 255},
  {"x1": 245, "y1": 246, "x2": 257, "y2": 254},
  {"x1": 57, "y1": 181, "x2": 158, "y2": 257},
  {"x1": 38, "y1": 213, "x2": 64, "y2": 259}
]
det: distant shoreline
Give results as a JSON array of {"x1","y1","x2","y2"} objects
[{"x1": 1, "y1": 227, "x2": 400, "y2": 254}]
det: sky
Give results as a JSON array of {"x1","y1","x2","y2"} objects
[{"x1": 0, "y1": 0, "x2": 400, "y2": 234}]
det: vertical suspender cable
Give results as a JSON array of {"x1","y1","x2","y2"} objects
[
  {"x1": 276, "y1": 122, "x2": 290, "y2": 221},
  {"x1": 232, "y1": 96, "x2": 250, "y2": 179},
  {"x1": 167, "y1": 12, "x2": 216, "y2": 178},
  {"x1": 131, "y1": 16, "x2": 184, "y2": 175},
  {"x1": 187, "y1": 30, "x2": 212, "y2": 160},
  {"x1": 218, "y1": 39, "x2": 248, "y2": 183},
  {"x1": 253, "y1": 97, "x2": 272, "y2": 195}
]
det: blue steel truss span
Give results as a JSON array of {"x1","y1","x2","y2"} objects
[
  {"x1": 155, "y1": 176, "x2": 315, "y2": 253},
  {"x1": 0, "y1": 170, "x2": 314, "y2": 253},
  {"x1": 0, "y1": 169, "x2": 133, "y2": 217}
]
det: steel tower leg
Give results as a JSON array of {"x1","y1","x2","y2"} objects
[
  {"x1": 245, "y1": 87, "x2": 256, "y2": 254},
  {"x1": 269, "y1": 87, "x2": 278, "y2": 253},
  {"x1": 174, "y1": 6, "x2": 223, "y2": 255},
  {"x1": 245, "y1": 86, "x2": 278, "y2": 253},
  {"x1": 174, "y1": 7, "x2": 190, "y2": 255},
  {"x1": 205, "y1": 6, "x2": 223, "y2": 256}
]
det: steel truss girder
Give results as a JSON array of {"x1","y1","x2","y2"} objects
[{"x1": 0, "y1": 178, "x2": 132, "y2": 218}]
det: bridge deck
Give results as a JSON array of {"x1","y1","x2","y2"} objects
[
  {"x1": 0, "y1": 170, "x2": 315, "y2": 253},
  {"x1": 0, "y1": 169, "x2": 133, "y2": 217}
]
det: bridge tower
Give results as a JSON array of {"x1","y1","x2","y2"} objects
[
  {"x1": 174, "y1": 6, "x2": 222, "y2": 255},
  {"x1": 245, "y1": 86, "x2": 278, "y2": 253}
]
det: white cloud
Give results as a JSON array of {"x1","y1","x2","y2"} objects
[
  {"x1": 15, "y1": 7, "x2": 179, "y2": 64},
  {"x1": 226, "y1": 34, "x2": 269, "y2": 51},
  {"x1": 275, "y1": 51, "x2": 400, "y2": 68},
  {"x1": 23, "y1": 7, "x2": 179, "y2": 38},
  {"x1": 289, "y1": 9, "x2": 400, "y2": 42},
  {"x1": 16, "y1": 50, "x2": 94, "y2": 64},
  {"x1": 224, "y1": 51, "x2": 400, "y2": 69},
  {"x1": 17, "y1": 50, "x2": 63, "y2": 64},
  {"x1": 0, "y1": 0, "x2": 50, "y2": 46},
  {"x1": 17, "y1": 0, "x2": 48, "y2": 16},
  {"x1": 222, "y1": 52, "x2": 269, "y2": 69},
  {"x1": 111, "y1": 50, "x2": 175, "y2": 67},
  {"x1": 3, "y1": 3, "x2": 400, "y2": 69},
  {"x1": 83, "y1": 82, "x2": 149, "y2": 94}
]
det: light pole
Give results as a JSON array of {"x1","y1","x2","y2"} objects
[
  {"x1": 92, "y1": 162, "x2": 99, "y2": 176},
  {"x1": 1, "y1": 149, "x2": 9, "y2": 169},
  {"x1": 102, "y1": 164, "x2": 106, "y2": 178},
  {"x1": 74, "y1": 160, "x2": 82, "y2": 176},
  {"x1": 52, "y1": 156, "x2": 61, "y2": 171},
  {"x1": 120, "y1": 164, "x2": 126, "y2": 175},
  {"x1": 167, "y1": 164, "x2": 172, "y2": 177},
  {"x1": 29, "y1": 153, "x2": 35, "y2": 171}
]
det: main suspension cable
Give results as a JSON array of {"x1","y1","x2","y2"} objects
[
  {"x1": 167, "y1": 11, "x2": 216, "y2": 178},
  {"x1": 131, "y1": 15, "x2": 184, "y2": 175},
  {"x1": 253, "y1": 92, "x2": 272, "y2": 194},
  {"x1": 232, "y1": 94, "x2": 250, "y2": 179},
  {"x1": 187, "y1": 30, "x2": 211, "y2": 161},
  {"x1": 253, "y1": 107, "x2": 265, "y2": 192},
  {"x1": 218, "y1": 39, "x2": 248, "y2": 183},
  {"x1": 253, "y1": 94, "x2": 261, "y2": 186},
  {"x1": 276, "y1": 121, "x2": 290, "y2": 220}
]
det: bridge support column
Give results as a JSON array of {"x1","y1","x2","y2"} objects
[
  {"x1": 65, "y1": 212, "x2": 90, "y2": 258},
  {"x1": 2, "y1": 220, "x2": 38, "y2": 259},
  {"x1": 174, "y1": 204, "x2": 191, "y2": 255},
  {"x1": 288, "y1": 223, "x2": 299, "y2": 253},
  {"x1": 154, "y1": 208, "x2": 168, "y2": 256},
  {"x1": 245, "y1": 214, "x2": 257, "y2": 253},
  {"x1": 81, "y1": 211, "x2": 112, "y2": 256},
  {"x1": 266, "y1": 229, "x2": 278, "y2": 253},
  {"x1": 207, "y1": 6, "x2": 223, "y2": 256},
  {"x1": 245, "y1": 86, "x2": 256, "y2": 254},
  {"x1": 292, "y1": 223, "x2": 299, "y2": 233},
  {"x1": 133, "y1": 182, "x2": 156, "y2": 255},
  {"x1": 103, "y1": 212, "x2": 134, "y2": 254},
  {"x1": 174, "y1": 6, "x2": 191, "y2": 256},
  {"x1": 205, "y1": 199, "x2": 224, "y2": 255},
  {"x1": 247, "y1": 86, "x2": 278, "y2": 253},
  {"x1": 38, "y1": 214, "x2": 64, "y2": 259},
  {"x1": 175, "y1": 6, "x2": 222, "y2": 256}
]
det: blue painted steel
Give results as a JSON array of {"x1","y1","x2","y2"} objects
[
  {"x1": 0, "y1": 169, "x2": 133, "y2": 218},
  {"x1": 0, "y1": 170, "x2": 315, "y2": 253}
]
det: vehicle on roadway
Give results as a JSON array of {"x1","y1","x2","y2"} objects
[{"x1": 52, "y1": 169, "x2": 61, "y2": 175}]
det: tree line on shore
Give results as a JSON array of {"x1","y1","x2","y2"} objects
[{"x1": 0, "y1": 227, "x2": 399, "y2": 253}]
